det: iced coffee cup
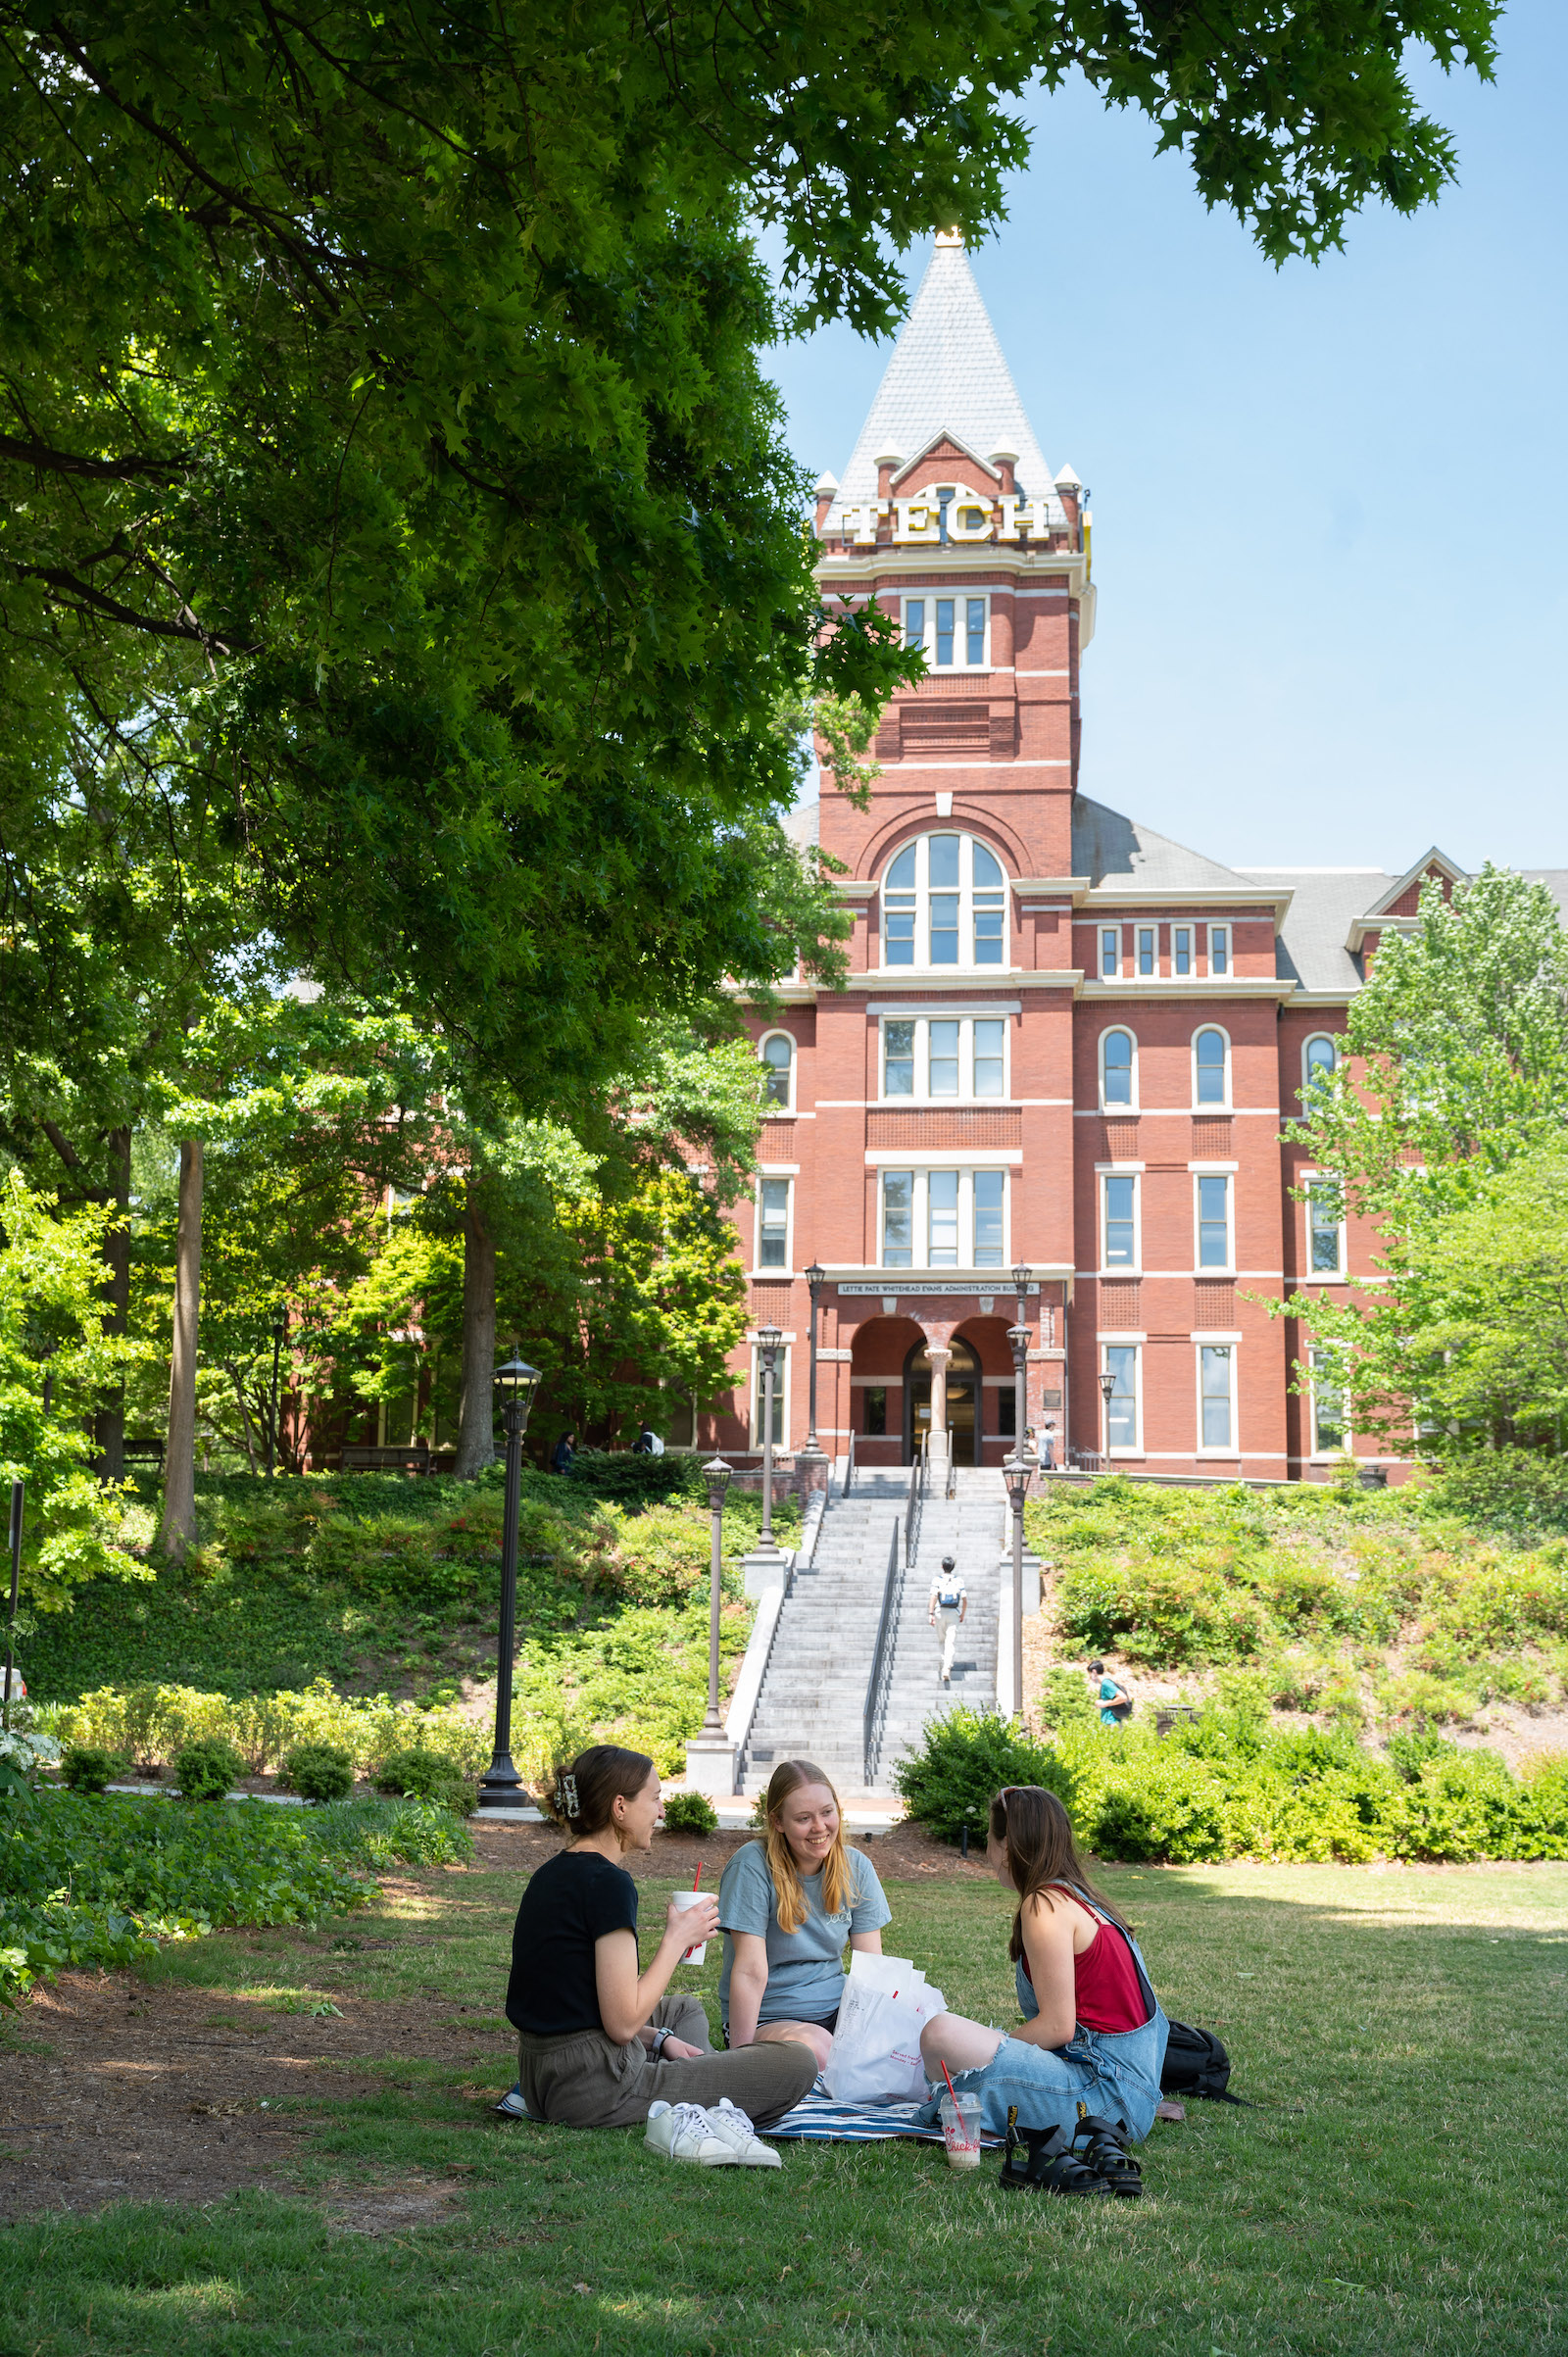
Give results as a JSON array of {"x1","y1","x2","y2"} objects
[
  {"x1": 939, "y1": 2091, "x2": 983, "y2": 2169},
  {"x1": 669, "y1": 1890, "x2": 710, "y2": 1965}
]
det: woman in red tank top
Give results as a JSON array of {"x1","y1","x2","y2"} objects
[{"x1": 918, "y1": 1787, "x2": 1168, "y2": 2144}]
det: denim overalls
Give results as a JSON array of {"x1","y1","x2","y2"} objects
[{"x1": 921, "y1": 1886, "x2": 1169, "y2": 2142}]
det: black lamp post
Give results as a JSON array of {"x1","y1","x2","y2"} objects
[
  {"x1": 756, "y1": 1323, "x2": 783, "y2": 1555},
  {"x1": 698, "y1": 1455, "x2": 733, "y2": 1737},
  {"x1": 267, "y1": 1306, "x2": 286, "y2": 1479},
  {"x1": 804, "y1": 1264, "x2": 826, "y2": 1455},
  {"x1": 1010, "y1": 1262, "x2": 1031, "y2": 1456},
  {"x1": 477, "y1": 1354, "x2": 542, "y2": 1813},
  {"x1": 1098, "y1": 1366, "x2": 1117, "y2": 1467},
  {"x1": 1002, "y1": 1451, "x2": 1033, "y2": 1718}
]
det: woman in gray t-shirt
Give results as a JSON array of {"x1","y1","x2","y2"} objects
[{"x1": 718, "y1": 1759, "x2": 892, "y2": 2072}]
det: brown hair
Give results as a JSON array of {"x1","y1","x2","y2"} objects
[
  {"x1": 988, "y1": 1786, "x2": 1132, "y2": 1962},
  {"x1": 761, "y1": 1759, "x2": 857, "y2": 1935},
  {"x1": 547, "y1": 1744, "x2": 654, "y2": 1839}
]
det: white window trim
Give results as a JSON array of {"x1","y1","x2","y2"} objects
[
  {"x1": 1101, "y1": 1341, "x2": 1142, "y2": 1456},
  {"x1": 1136, "y1": 924, "x2": 1156, "y2": 978},
  {"x1": 1301, "y1": 1166, "x2": 1348, "y2": 1281},
  {"x1": 901, "y1": 588, "x2": 992, "y2": 672},
  {"x1": 1193, "y1": 1170, "x2": 1235, "y2": 1275},
  {"x1": 1100, "y1": 925, "x2": 1120, "y2": 980},
  {"x1": 1195, "y1": 1341, "x2": 1239, "y2": 1455},
  {"x1": 751, "y1": 1344, "x2": 791, "y2": 1449},
  {"x1": 878, "y1": 1166, "x2": 1011, "y2": 1270},
  {"x1": 1307, "y1": 1346, "x2": 1351, "y2": 1459},
  {"x1": 880, "y1": 831, "x2": 1012, "y2": 974},
  {"x1": 753, "y1": 1173, "x2": 794, "y2": 1275},
  {"x1": 1191, "y1": 1022, "x2": 1232, "y2": 1111},
  {"x1": 1099, "y1": 1024, "x2": 1138, "y2": 1112},
  {"x1": 1099, "y1": 1168, "x2": 1142, "y2": 1277},
  {"x1": 1207, "y1": 923, "x2": 1231, "y2": 976},
  {"x1": 878, "y1": 1013, "x2": 1011, "y2": 1104},
  {"x1": 1172, "y1": 924, "x2": 1194, "y2": 979},
  {"x1": 757, "y1": 1027, "x2": 797, "y2": 1113},
  {"x1": 1300, "y1": 1033, "x2": 1339, "y2": 1104}
]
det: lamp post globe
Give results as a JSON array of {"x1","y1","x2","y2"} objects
[
  {"x1": 478, "y1": 1354, "x2": 543, "y2": 1813},
  {"x1": 1098, "y1": 1367, "x2": 1116, "y2": 1468}
]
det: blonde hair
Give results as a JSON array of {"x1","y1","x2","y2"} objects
[{"x1": 761, "y1": 1759, "x2": 856, "y2": 1934}]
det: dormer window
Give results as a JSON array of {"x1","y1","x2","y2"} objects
[{"x1": 882, "y1": 833, "x2": 1009, "y2": 969}]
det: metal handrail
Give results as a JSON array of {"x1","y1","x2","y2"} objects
[
  {"x1": 904, "y1": 1436, "x2": 929, "y2": 1567},
  {"x1": 862, "y1": 1516, "x2": 905, "y2": 1788},
  {"x1": 843, "y1": 1430, "x2": 856, "y2": 1498},
  {"x1": 946, "y1": 1444, "x2": 957, "y2": 1499}
]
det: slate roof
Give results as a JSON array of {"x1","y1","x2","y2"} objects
[
  {"x1": 831, "y1": 237, "x2": 1063, "y2": 525},
  {"x1": 1234, "y1": 867, "x2": 1393, "y2": 997},
  {"x1": 1522, "y1": 869, "x2": 1568, "y2": 918},
  {"x1": 1072, "y1": 796, "x2": 1245, "y2": 896}
]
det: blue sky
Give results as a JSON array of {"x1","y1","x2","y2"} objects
[{"x1": 765, "y1": 1, "x2": 1566, "y2": 875}]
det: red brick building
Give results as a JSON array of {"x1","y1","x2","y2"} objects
[{"x1": 693, "y1": 236, "x2": 1560, "y2": 1484}]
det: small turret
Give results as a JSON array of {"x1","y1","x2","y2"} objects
[{"x1": 812, "y1": 471, "x2": 840, "y2": 534}]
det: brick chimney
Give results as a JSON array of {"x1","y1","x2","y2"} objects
[{"x1": 813, "y1": 471, "x2": 839, "y2": 535}]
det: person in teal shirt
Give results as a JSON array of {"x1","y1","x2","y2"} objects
[
  {"x1": 718, "y1": 1759, "x2": 892, "y2": 2072},
  {"x1": 1089, "y1": 1658, "x2": 1131, "y2": 1726}
]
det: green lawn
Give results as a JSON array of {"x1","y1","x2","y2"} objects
[{"x1": 6, "y1": 1860, "x2": 1568, "y2": 2355}]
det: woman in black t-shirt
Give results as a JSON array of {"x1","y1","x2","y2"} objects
[{"x1": 506, "y1": 1745, "x2": 819, "y2": 2130}]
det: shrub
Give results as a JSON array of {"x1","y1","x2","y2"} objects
[
  {"x1": 373, "y1": 1745, "x2": 473, "y2": 1814},
  {"x1": 662, "y1": 1791, "x2": 718, "y2": 1835},
  {"x1": 279, "y1": 1742, "x2": 356, "y2": 1804},
  {"x1": 1423, "y1": 1449, "x2": 1568, "y2": 1537},
  {"x1": 893, "y1": 1709, "x2": 1074, "y2": 1845},
  {"x1": 1035, "y1": 1666, "x2": 1099, "y2": 1732},
  {"x1": 172, "y1": 1737, "x2": 244, "y2": 1802},
  {"x1": 59, "y1": 1744, "x2": 128, "y2": 1794},
  {"x1": 564, "y1": 1449, "x2": 692, "y2": 1506}
]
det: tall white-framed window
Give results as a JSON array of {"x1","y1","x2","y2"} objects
[
  {"x1": 1173, "y1": 926, "x2": 1192, "y2": 977},
  {"x1": 1309, "y1": 1346, "x2": 1349, "y2": 1456},
  {"x1": 1304, "y1": 1171, "x2": 1346, "y2": 1277},
  {"x1": 1301, "y1": 1033, "x2": 1338, "y2": 1103},
  {"x1": 1101, "y1": 1172, "x2": 1139, "y2": 1271},
  {"x1": 1195, "y1": 1173, "x2": 1233, "y2": 1270},
  {"x1": 903, "y1": 591, "x2": 991, "y2": 671},
  {"x1": 1209, "y1": 925, "x2": 1230, "y2": 975},
  {"x1": 1100, "y1": 1027, "x2": 1137, "y2": 1109},
  {"x1": 879, "y1": 1015, "x2": 1009, "y2": 1101},
  {"x1": 1102, "y1": 1344, "x2": 1140, "y2": 1453},
  {"x1": 879, "y1": 1168, "x2": 1008, "y2": 1268},
  {"x1": 881, "y1": 833, "x2": 1009, "y2": 969},
  {"x1": 1193, "y1": 1026, "x2": 1230, "y2": 1108},
  {"x1": 752, "y1": 1346, "x2": 789, "y2": 1447},
  {"x1": 759, "y1": 1030, "x2": 795, "y2": 1110},
  {"x1": 1197, "y1": 1344, "x2": 1236, "y2": 1451},
  {"x1": 1101, "y1": 927, "x2": 1119, "y2": 979},
  {"x1": 1137, "y1": 926, "x2": 1155, "y2": 976},
  {"x1": 756, "y1": 1176, "x2": 792, "y2": 1270}
]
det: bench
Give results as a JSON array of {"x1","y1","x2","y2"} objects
[
  {"x1": 339, "y1": 1445, "x2": 432, "y2": 1475},
  {"x1": 1154, "y1": 1704, "x2": 1200, "y2": 1738}
]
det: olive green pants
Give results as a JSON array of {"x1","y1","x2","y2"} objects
[{"x1": 515, "y1": 1992, "x2": 817, "y2": 2130}]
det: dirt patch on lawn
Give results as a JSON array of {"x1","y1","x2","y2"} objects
[{"x1": 0, "y1": 1968, "x2": 504, "y2": 2223}]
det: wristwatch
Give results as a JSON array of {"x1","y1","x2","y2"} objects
[{"x1": 649, "y1": 2026, "x2": 672, "y2": 2057}]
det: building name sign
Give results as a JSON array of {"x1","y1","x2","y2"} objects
[
  {"x1": 838, "y1": 483, "x2": 1055, "y2": 548},
  {"x1": 836, "y1": 1281, "x2": 1040, "y2": 1298}
]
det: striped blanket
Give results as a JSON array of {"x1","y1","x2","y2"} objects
[{"x1": 493, "y1": 2084, "x2": 1001, "y2": 2146}]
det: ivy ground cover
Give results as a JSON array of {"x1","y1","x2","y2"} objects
[{"x1": 3, "y1": 1852, "x2": 1565, "y2": 2355}]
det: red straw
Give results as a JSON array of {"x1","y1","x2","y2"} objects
[
  {"x1": 941, "y1": 2060, "x2": 960, "y2": 2106},
  {"x1": 693, "y1": 1860, "x2": 704, "y2": 1893}
]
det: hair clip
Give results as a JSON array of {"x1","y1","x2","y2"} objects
[{"x1": 558, "y1": 1773, "x2": 579, "y2": 1818}]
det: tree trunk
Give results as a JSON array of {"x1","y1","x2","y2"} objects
[
  {"x1": 160, "y1": 1139, "x2": 203, "y2": 1561},
  {"x1": 94, "y1": 1126, "x2": 132, "y2": 1481},
  {"x1": 453, "y1": 1177, "x2": 497, "y2": 1479}
]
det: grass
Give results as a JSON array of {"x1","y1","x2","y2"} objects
[{"x1": 5, "y1": 1858, "x2": 1568, "y2": 2354}]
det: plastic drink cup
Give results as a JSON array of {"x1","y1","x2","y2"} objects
[
  {"x1": 939, "y1": 2091, "x2": 983, "y2": 2169},
  {"x1": 670, "y1": 1890, "x2": 710, "y2": 1965}
]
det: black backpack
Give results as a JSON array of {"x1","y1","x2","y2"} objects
[{"x1": 1160, "y1": 2020, "x2": 1247, "y2": 2105}]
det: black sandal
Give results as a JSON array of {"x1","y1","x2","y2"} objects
[
  {"x1": 1070, "y1": 2104, "x2": 1144, "y2": 2197},
  {"x1": 999, "y1": 2110, "x2": 1111, "y2": 2196}
]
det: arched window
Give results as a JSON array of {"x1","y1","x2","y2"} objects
[
  {"x1": 1302, "y1": 1034, "x2": 1337, "y2": 1101},
  {"x1": 881, "y1": 833, "x2": 1009, "y2": 970},
  {"x1": 1194, "y1": 1027, "x2": 1229, "y2": 1108},
  {"x1": 1101, "y1": 1028, "x2": 1135, "y2": 1109},
  {"x1": 759, "y1": 1032, "x2": 794, "y2": 1110}
]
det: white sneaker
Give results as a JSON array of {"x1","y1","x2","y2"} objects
[
  {"x1": 644, "y1": 2100, "x2": 735, "y2": 2166},
  {"x1": 700, "y1": 2098, "x2": 782, "y2": 2168}
]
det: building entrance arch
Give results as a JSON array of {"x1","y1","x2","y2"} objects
[{"x1": 904, "y1": 1335, "x2": 979, "y2": 1466}]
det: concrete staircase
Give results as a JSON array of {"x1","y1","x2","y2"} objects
[{"x1": 739, "y1": 1462, "x2": 1006, "y2": 1798}]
